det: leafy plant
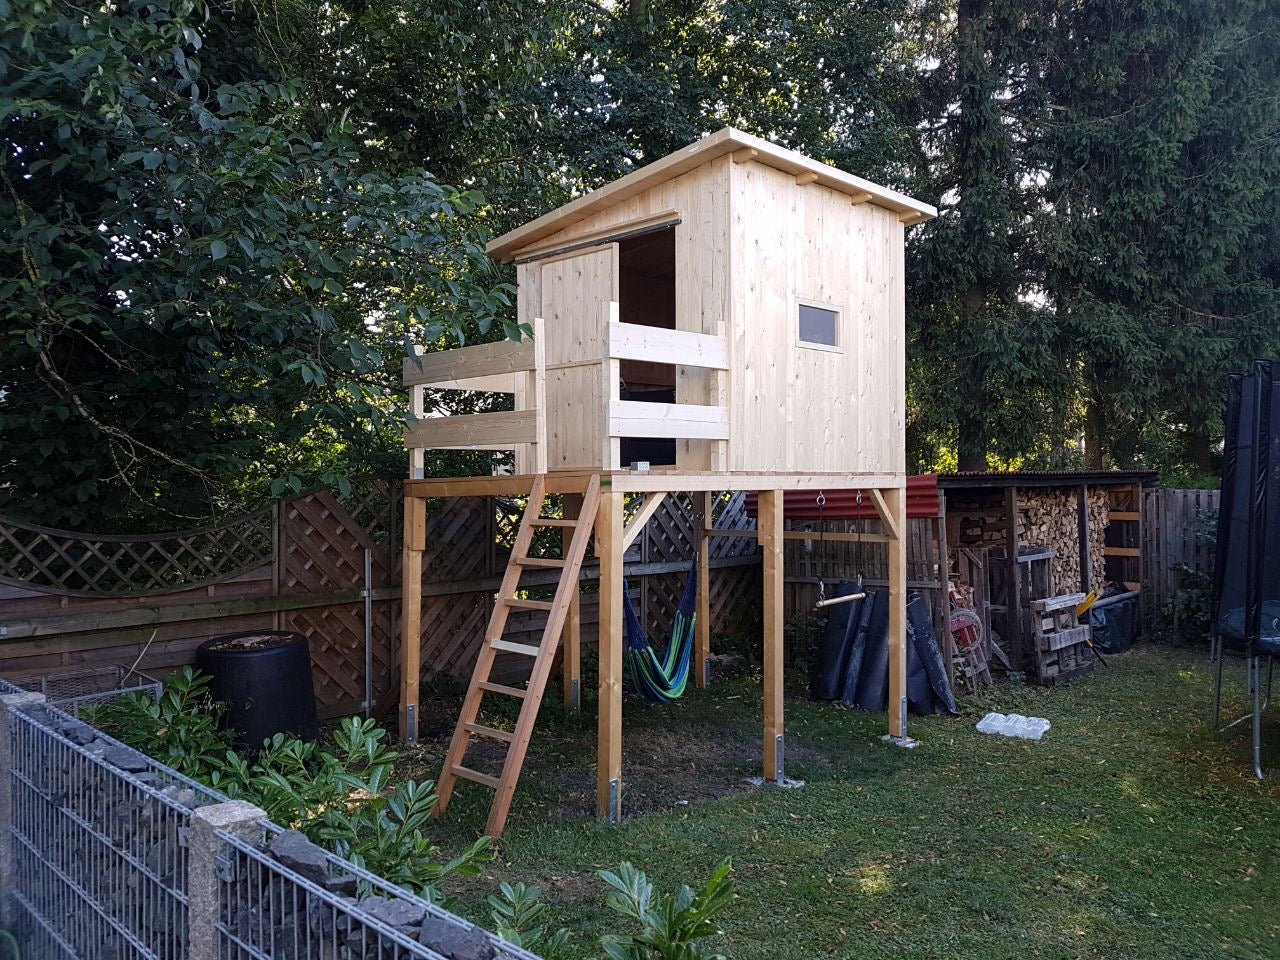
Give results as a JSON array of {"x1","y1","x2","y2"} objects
[
  {"x1": 97, "y1": 675, "x2": 486, "y2": 900},
  {"x1": 1158, "y1": 564, "x2": 1216, "y2": 646},
  {"x1": 487, "y1": 882, "x2": 573, "y2": 959},
  {"x1": 598, "y1": 859, "x2": 735, "y2": 960},
  {"x1": 215, "y1": 717, "x2": 491, "y2": 899},
  {"x1": 87, "y1": 667, "x2": 231, "y2": 777}
]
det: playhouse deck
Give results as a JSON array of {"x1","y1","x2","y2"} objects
[{"x1": 399, "y1": 467, "x2": 909, "y2": 835}]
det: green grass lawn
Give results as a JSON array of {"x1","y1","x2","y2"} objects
[{"x1": 416, "y1": 644, "x2": 1280, "y2": 959}]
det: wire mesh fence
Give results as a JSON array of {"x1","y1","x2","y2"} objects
[
  {"x1": 217, "y1": 825, "x2": 542, "y2": 960},
  {"x1": 6, "y1": 665, "x2": 163, "y2": 717},
  {"x1": 1, "y1": 678, "x2": 541, "y2": 960},
  {"x1": 4, "y1": 696, "x2": 224, "y2": 959}
]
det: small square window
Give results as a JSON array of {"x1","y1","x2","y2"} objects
[{"x1": 798, "y1": 303, "x2": 840, "y2": 349}]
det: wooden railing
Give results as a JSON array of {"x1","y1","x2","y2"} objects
[
  {"x1": 402, "y1": 313, "x2": 733, "y2": 471},
  {"x1": 402, "y1": 317, "x2": 547, "y2": 474},
  {"x1": 605, "y1": 320, "x2": 729, "y2": 443}
]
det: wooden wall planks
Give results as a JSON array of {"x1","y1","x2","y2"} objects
[{"x1": 729, "y1": 161, "x2": 905, "y2": 474}]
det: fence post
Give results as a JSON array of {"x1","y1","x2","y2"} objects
[
  {"x1": 0, "y1": 691, "x2": 45, "y2": 928},
  {"x1": 188, "y1": 800, "x2": 267, "y2": 960}
]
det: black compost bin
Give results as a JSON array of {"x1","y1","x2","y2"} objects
[{"x1": 196, "y1": 630, "x2": 319, "y2": 748}]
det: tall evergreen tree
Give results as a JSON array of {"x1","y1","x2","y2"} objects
[
  {"x1": 1036, "y1": 0, "x2": 1280, "y2": 470},
  {"x1": 908, "y1": 0, "x2": 1069, "y2": 471}
]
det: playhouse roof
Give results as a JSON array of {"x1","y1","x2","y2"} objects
[{"x1": 486, "y1": 127, "x2": 939, "y2": 262}]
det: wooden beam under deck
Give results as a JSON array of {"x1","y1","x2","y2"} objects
[
  {"x1": 708, "y1": 528, "x2": 894, "y2": 545},
  {"x1": 400, "y1": 495, "x2": 426, "y2": 744},
  {"x1": 596, "y1": 488, "x2": 625, "y2": 824},
  {"x1": 404, "y1": 470, "x2": 906, "y2": 500}
]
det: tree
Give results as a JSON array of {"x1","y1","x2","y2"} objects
[
  {"x1": 907, "y1": 0, "x2": 1073, "y2": 472},
  {"x1": 0, "y1": 0, "x2": 511, "y2": 527},
  {"x1": 1035, "y1": 0, "x2": 1280, "y2": 469}
]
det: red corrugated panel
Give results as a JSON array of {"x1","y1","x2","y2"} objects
[{"x1": 744, "y1": 474, "x2": 940, "y2": 520}]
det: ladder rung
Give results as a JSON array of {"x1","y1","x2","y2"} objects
[
  {"x1": 530, "y1": 518, "x2": 577, "y2": 528},
  {"x1": 464, "y1": 722, "x2": 514, "y2": 743},
  {"x1": 450, "y1": 765, "x2": 500, "y2": 789},
  {"x1": 502, "y1": 597, "x2": 554, "y2": 611},
  {"x1": 478, "y1": 680, "x2": 528, "y2": 698},
  {"x1": 516, "y1": 557, "x2": 566, "y2": 568},
  {"x1": 491, "y1": 639, "x2": 542, "y2": 656}
]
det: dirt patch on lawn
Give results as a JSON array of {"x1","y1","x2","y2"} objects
[{"x1": 399, "y1": 689, "x2": 861, "y2": 827}]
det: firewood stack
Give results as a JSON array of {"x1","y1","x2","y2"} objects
[
  {"x1": 1016, "y1": 489, "x2": 1108, "y2": 593},
  {"x1": 949, "y1": 485, "x2": 1110, "y2": 595}
]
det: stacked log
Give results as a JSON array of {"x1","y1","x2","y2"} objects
[
  {"x1": 949, "y1": 486, "x2": 1109, "y2": 594},
  {"x1": 951, "y1": 493, "x2": 1011, "y2": 550},
  {"x1": 1017, "y1": 489, "x2": 1108, "y2": 592}
]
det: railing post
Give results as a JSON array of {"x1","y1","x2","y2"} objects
[
  {"x1": 0, "y1": 691, "x2": 45, "y2": 928},
  {"x1": 188, "y1": 800, "x2": 267, "y2": 960},
  {"x1": 601, "y1": 301, "x2": 620, "y2": 470},
  {"x1": 529, "y1": 315, "x2": 548, "y2": 474}
]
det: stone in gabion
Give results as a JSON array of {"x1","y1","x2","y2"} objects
[
  {"x1": 419, "y1": 916, "x2": 496, "y2": 960},
  {"x1": 59, "y1": 720, "x2": 97, "y2": 745},
  {"x1": 104, "y1": 744, "x2": 149, "y2": 772},
  {"x1": 159, "y1": 784, "x2": 198, "y2": 809},
  {"x1": 269, "y1": 829, "x2": 333, "y2": 885},
  {"x1": 324, "y1": 873, "x2": 359, "y2": 896},
  {"x1": 359, "y1": 895, "x2": 427, "y2": 933}
]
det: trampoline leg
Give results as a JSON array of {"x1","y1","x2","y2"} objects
[
  {"x1": 1212, "y1": 634, "x2": 1225, "y2": 729},
  {"x1": 1252, "y1": 657, "x2": 1265, "y2": 780}
]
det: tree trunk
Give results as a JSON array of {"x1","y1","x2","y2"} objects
[
  {"x1": 953, "y1": 0, "x2": 991, "y2": 475},
  {"x1": 1084, "y1": 398, "x2": 1107, "y2": 469},
  {"x1": 1186, "y1": 429, "x2": 1214, "y2": 477},
  {"x1": 957, "y1": 413, "x2": 987, "y2": 472}
]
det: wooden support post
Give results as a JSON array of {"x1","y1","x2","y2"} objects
[
  {"x1": 885, "y1": 486, "x2": 909, "y2": 741},
  {"x1": 1077, "y1": 484, "x2": 1092, "y2": 594},
  {"x1": 760, "y1": 490, "x2": 785, "y2": 781},
  {"x1": 562, "y1": 492, "x2": 583, "y2": 712},
  {"x1": 597, "y1": 486, "x2": 625, "y2": 823},
  {"x1": 935, "y1": 506, "x2": 954, "y2": 685},
  {"x1": 1004, "y1": 486, "x2": 1024, "y2": 671},
  {"x1": 399, "y1": 495, "x2": 426, "y2": 744},
  {"x1": 696, "y1": 491, "x2": 713, "y2": 688}
]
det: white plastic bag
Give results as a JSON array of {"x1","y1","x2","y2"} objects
[{"x1": 976, "y1": 711, "x2": 1051, "y2": 740}]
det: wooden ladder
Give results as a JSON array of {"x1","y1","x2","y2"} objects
[{"x1": 434, "y1": 473, "x2": 601, "y2": 837}]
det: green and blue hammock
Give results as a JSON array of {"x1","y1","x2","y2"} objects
[{"x1": 623, "y1": 559, "x2": 697, "y2": 702}]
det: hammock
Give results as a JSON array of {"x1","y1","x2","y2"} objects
[{"x1": 623, "y1": 559, "x2": 698, "y2": 702}]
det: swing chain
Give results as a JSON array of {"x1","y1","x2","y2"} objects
[
  {"x1": 816, "y1": 491, "x2": 826, "y2": 605},
  {"x1": 854, "y1": 490, "x2": 864, "y2": 591}
]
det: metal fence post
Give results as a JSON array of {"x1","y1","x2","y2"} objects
[
  {"x1": 188, "y1": 800, "x2": 266, "y2": 960},
  {"x1": 0, "y1": 691, "x2": 45, "y2": 928}
]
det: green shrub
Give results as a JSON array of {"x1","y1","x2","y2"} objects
[
  {"x1": 599, "y1": 859, "x2": 735, "y2": 960},
  {"x1": 487, "y1": 882, "x2": 574, "y2": 959},
  {"x1": 93, "y1": 670, "x2": 737, "y2": 950},
  {"x1": 87, "y1": 666, "x2": 231, "y2": 777}
]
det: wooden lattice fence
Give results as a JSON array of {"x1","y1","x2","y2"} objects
[{"x1": 0, "y1": 481, "x2": 763, "y2": 718}]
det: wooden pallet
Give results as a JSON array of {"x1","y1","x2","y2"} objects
[
  {"x1": 433, "y1": 474, "x2": 601, "y2": 838},
  {"x1": 1029, "y1": 593, "x2": 1094, "y2": 684}
]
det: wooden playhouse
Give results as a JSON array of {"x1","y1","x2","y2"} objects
[{"x1": 398, "y1": 127, "x2": 937, "y2": 836}]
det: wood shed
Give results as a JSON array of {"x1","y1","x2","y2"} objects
[{"x1": 938, "y1": 470, "x2": 1158, "y2": 678}]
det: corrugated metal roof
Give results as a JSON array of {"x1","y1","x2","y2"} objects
[
  {"x1": 937, "y1": 469, "x2": 1159, "y2": 489},
  {"x1": 744, "y1": 475, "x2": 942, "y2": 520}
]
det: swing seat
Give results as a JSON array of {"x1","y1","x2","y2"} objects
[{"x1": 623, "y1": 559, "x2": 698, "y2": 702}]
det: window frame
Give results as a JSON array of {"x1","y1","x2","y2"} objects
[{"x1": 795, "y1": 297, "x2": 845, "y2": 353}]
